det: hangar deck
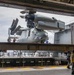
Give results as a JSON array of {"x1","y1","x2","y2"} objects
[{"x1": 0, "y1": 66, "x2": 71, "y2": 75}]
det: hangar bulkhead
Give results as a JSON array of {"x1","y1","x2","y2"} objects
[{"x1": 54, "y1": 23, "x2": 74, "y2": 44}]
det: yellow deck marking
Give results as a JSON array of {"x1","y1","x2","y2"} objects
[
  {"x1": 21, "y1": 67, "x2": 31, "y2": 70},
  {"x1": 0, "y1": 65, "x2": 67, "y2": 71},
  {"x1": 5, "y1": 68, "x2": 17, "y2": 70},
  {"x1": 49, "y1": 66, "x2": 67, "y2": 68}
]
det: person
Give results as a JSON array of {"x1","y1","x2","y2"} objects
[
  {"x1": 66, "y1": 51, "x2": 71, "y2": 69},
  {"x1": 71, "y1": 50, "x2": 74, "y2": 75}
]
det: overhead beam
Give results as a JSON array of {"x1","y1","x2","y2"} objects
[
  {"x1": 0, "y1": 0, "x2": 74, "y2": 16},
  {"x1": 0, "y1": 42, "x2": 74, "y2": 52}
]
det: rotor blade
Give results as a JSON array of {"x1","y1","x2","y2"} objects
[
  {"x1": 10, "y1": 19, "x2": 16, "y2": 30},
  {"x1": 28, "y1": 29, "x2": 31, "y2": 37},
  {"x1": 20, "y1": 15, "x2": 25, "y2": 19},
  {"x1": 20, "y1": 10, "x2": 26, "y2": 14},
  {"x1": 20, "y1": 9, "x2": 30, "y2": 14},
  {"x1": 10, "y1": 18, "x2": 19, "y2": 34},
  {"x1": 11, "y1": 26, "x2": 21, "y2": 35},
  {"x1": 20, "y1": 9, "x2": 36, "y2": 14}
]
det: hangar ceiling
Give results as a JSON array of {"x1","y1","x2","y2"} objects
[
  {"x1": 0, "y1": 0, "x2": 74, "y2": 16},
  {"x1": 47, "y1": 0, "x2": 74, "y2": 4}
]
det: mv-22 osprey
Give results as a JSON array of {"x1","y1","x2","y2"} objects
[{"x1": 8, "y1": 9, "x2": 65, "y2": 43}]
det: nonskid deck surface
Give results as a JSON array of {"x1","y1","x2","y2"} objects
[{"x1": 0, "y1": 65, "x2": 67, "y2": 72}]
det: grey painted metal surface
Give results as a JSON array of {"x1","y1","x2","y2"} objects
[
  {"x1": 71, "y1": 25, "x2": 74, "y2": 44},
  {"x1": 54, "y1": 29, "x2": 71, "y2": 44},
  {"x1": 54, "y1": 23, "x2": 74, "y2": 45},
  {"x1": 37, "y1": 19, "x2": 65, "y2": 30}
]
